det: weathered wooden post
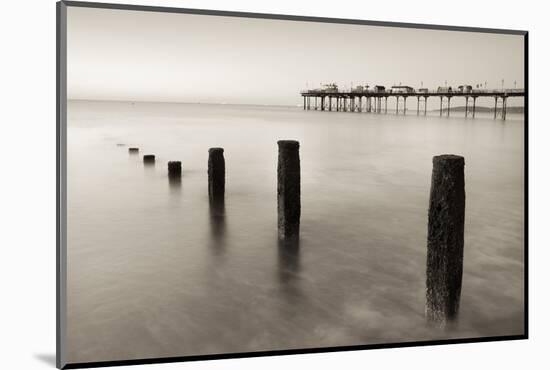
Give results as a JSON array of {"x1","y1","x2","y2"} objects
[
  {"x1": 277, "y1": 140, "x2": 301, "y2": 241},
  {"x1": 208, "y1": 148, "x2": 225, "y2": 203},
  {"x1": 129, "y1": 147, "x2": 139, "y2": 154},
  {"x1": 168, "y1": 161, "x2": 182, "y2": 178},
  {"x1": 426, "y1": 154, "x2": 465, "y2": 325},
  {"x1": 143, "y1": 154, "x2": 155, "y2": 164}
]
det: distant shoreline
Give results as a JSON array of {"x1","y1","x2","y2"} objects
[{"x1": 68, "y1": 98, "x2": 299, "y2": 109}]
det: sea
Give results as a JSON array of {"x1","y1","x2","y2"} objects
[{"x1": 66, "y1": 100, "x2": 525, "y2": 363}]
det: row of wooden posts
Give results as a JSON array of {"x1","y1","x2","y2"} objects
[{"x1": 127, "y1": 142, "x2": 465, "y2": 326}]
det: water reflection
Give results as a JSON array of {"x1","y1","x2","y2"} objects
[
  {"x1": 209, "y1": 199, "x2": 226, "y2": 255},
  {"x1": 277, "y1": 238, "x2": 302, "y2": 302},
  {"x1": 168, "y1": 175, "x2": 182, "y2": 195}
]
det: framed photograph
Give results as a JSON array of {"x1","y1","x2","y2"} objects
[{"x1": 57, "y1": 1, "x2": 528, "y2": 368}]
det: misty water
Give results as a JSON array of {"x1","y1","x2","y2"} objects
[{"x1": 66, "y1": 100, "x2": 524, "y2": 363}]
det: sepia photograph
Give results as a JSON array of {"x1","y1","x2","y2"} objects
[{"x1": 58, "y1": 1, "x2": 526, "y2": 368}]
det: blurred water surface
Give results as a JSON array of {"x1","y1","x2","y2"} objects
[{"x1": 67, "y1": 100, "x2": 524, "y2": 363}]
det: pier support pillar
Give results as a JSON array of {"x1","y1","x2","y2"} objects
[
  {"x1": 329, "y1": 96, "x2": 332, "y2": 112},
  {"x1": 303, "y1": 96, "x2": 306, "y2": 110},
  {"x1": 465, "y1": 97, "x2": 469, "y2": 118},
  {"x1": 424, "y1": 97, "x2": 428, "y2": 115},
  {"x1": 385, "y1": 97, "x2": 388, "y2": 113},
  {"x1": 440, "y1": 96, "x2": 443, "y2": 116},
  {"x1": 277, "y1": 140, "x2": 301, "y2": 241},
  {"x1": 396, "y1": 96, "x2": 399, "y2": 115},
  {"x1": 426, "y1": 154, "x2": 465, "y2": 326},
  {"x1": 494, "y1": 97, "x2": 498, "y2": 119},
  {"x1": 403, "y1": 97, "x2": 407, "y2": 115},
  {"x1": 321, "y1": 96, "x2": 325, "y2": 111},
  {"x1": 208, "y1": 148, "x2": 225, "y2": 204},
  {"x1": 447, "y1": 97, "x2": 451, "y2": 117},
  {"x1": 472, "y1": 97, "x2": 477, "y2": 118},
  {"x1": 417, "y1": 96, "x2": 420, "y2": 115},
  {"x1": 503, "y1": 97, "x2": 507, "y2": 120}
]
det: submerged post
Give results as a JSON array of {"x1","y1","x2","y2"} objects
[
  {"x1": 208, "y1": 148, "x2": 225, "y2": 203},
  {"x1": 143, "y1": 154, "x2": 155, "y2": 164},
  {"x1": 168, "y1": 161, "x2": 182, "y2": 178},
  {"x1": 277, "y1": 140, "x2": 301, "y2": 241},
  {"x1": 426, "y1": 154, "x2": 465, "y2": 325}
]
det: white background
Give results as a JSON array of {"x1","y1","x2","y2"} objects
[{"x1": 0, "y1": 0, "x2": 546, "y2": 369}]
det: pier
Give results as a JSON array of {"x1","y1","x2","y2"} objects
[{"x1": 300, "y1": 85, "x2": 525, "y2": 120}]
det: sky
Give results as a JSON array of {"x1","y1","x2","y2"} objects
[{"x1": 67, "y1": 6, "x2": 525, "y2": 106}]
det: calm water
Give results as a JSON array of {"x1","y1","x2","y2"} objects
[{"x1": 66, "y1": 100, "x2": 524, "y2": 364}]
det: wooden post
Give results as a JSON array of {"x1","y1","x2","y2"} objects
[
  {"x1": 168, "y1": 161, "x2": 182, "y2": 178},
  {"x1": 277, "y1": 140, "x2": 301, "y2": 241},
  {"x1": 143, "y1": 154, "x2": 155, "y2": 164},
  {"x1": 208, "y1": 148, "x2": 225, "y2": 203},
  {"x1": 426, "y1": 154, "x2": 465, "y2": 325}
]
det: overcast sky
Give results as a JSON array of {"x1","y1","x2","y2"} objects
[{"x1": 67, "y1": 6, "x2": 524, "y2": 105}]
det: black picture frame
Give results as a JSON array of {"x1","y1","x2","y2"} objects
[{"x1": 56, "y1": 1, "x2": 528, "y2": 368}]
